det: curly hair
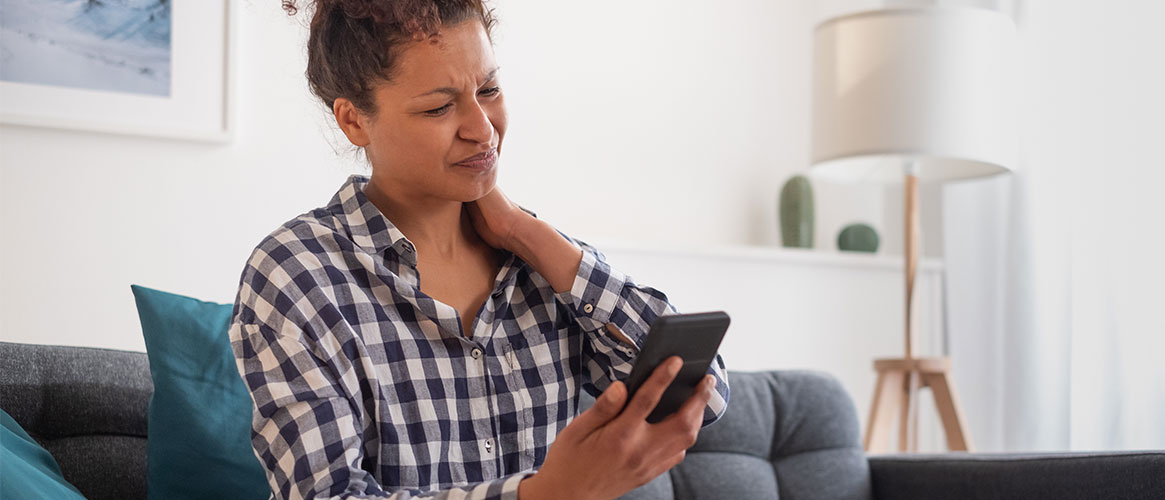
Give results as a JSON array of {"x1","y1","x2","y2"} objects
[{"x1": 282, "y1": 0, "x2": 497, "y2": 116}]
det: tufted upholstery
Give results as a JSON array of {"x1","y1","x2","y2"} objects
[
  {"x1": 1, "y1": 340, "x2": 869, "y2": 500},
  {"x1": 3, "y1": 341, "x2": 1161, "y2": 500},
  {"x1": 605, "y1": 370, "x2": 872, "y2": 500},
  {"x1": 0, "y1": 341, "x2": 152, "y2": 500}
]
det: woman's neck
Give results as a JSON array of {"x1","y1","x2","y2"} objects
[{"x1": 363, "y1": 178, "x2": 481, "y2": 261}]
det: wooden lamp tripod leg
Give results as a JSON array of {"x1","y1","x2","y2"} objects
[
  {"x1": 864, "y1": 163, "x2": 972, "y2": 453},
  {"x1": 923, "y1": 369, "x2": 973, "y2": 451},
  {"x1": 865, "y1": 368, "x2": 904, "y2": 451}
]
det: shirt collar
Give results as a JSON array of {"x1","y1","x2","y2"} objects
[
  {"x1": 327, "y1": 174, "x2": 416, "y2": 260},
  {"x1": 326, "y1": 174, "x2": 529, "y2": 283}
]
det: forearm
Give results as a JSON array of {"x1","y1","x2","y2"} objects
[{"x1": 510, "y1": 218, "x2": 583, "y2": 294}]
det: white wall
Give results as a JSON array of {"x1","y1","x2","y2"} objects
[
  {"x1": 2, "y1": 1, "x2": 356, "y2": 351},
  {"x1": 494, "y1": 0, "x2": 888, "y2": 250},
  {"x1": 1, "y1": 0, "x2": 894, "y2": 352}
]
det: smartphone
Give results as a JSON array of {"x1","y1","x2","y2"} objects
[{"x1": 621, "y1": 311, "x2": 730, "y2": 423}]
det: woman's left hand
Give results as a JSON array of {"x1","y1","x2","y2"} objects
[{"x1": 465, "y1": 186, "x2": 536, "y2": 253}]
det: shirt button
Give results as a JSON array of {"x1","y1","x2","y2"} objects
[
  {"x1": 484, "y1": 439, "x2": 494, "y2": 453},
  {"x1": 471, "y1": 348, "x2": 482, "y2": 360},
  {"x1": 583, "y1": 303, "x2": 594, "y2": 314}
]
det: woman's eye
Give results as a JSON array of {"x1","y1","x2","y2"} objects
[
  {"x1": 479, "y1": 86, "x2": 501, "y2": 97},
  {"x1": 424, "y1": 103, "x2": 452, "y2": 116}
]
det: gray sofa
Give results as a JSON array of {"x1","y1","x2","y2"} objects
[{"x1": 2, "y1": 340, "x2": 1163, "y2": 500}]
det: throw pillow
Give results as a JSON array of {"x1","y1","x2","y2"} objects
[
  {"x1": 130, "y1": 285, "x2": 269, "y2": 500},
  {"x1": 0, "y1": 408, "x2": 87, "y2": 500}
]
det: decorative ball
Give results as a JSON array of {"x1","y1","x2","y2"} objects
[{"x1": 838, "y1": 223, "x2": 879, "y2": 253}]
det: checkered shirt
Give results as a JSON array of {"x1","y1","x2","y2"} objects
[{"x1": 229, "y1": 174, "x2": 730, "y2": 500}]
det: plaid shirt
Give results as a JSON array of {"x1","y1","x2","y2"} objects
[{"x1": 230, "y1": 175, "x2": 730, "y2": 500}]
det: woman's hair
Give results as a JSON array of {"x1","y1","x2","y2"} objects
[{"x1": 283, "y1": 0, "x2": 497, "y2": 116}]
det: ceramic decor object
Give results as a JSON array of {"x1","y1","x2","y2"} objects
[
  {"x1": 838, "y1": 223, "x2": 880, "y2": 253},
  {"x1": 779, "y1": 175, "x2": 814, "y2": 248}
]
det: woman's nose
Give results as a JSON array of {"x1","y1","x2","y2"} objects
[{"x1": 458, "y1": 100, "x2": 494, "y2": 144}]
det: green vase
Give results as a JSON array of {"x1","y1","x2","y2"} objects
[
  {"x1": 779, "y1": 175, "x2": 814, "y2": 248},
  {"x1": 838, "y1": 223, "x2": 880, "y2": 253}
]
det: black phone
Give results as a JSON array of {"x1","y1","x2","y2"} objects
[{"x1": 621, "y1": 311, "x2": 730, "y2": 423}]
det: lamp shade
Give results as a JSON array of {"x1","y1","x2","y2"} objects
[{"x1": 811, "y1": 7, "x2": 1017, "y2": 183}]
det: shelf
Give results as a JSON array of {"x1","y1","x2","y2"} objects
[{"x1": 588, "y1": 239, "x2": 945, "y2": 273}]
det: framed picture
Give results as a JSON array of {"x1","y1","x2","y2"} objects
[{"x1": 0, "y1": 0, "x2": 237, "y2": 143}]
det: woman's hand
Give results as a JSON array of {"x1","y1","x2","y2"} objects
[
  {"x1": 518, "y1": 357, "x2": 717, "y2": 500},
  {"x1": 468, "y1": 185, "x2": 581, "y2": 294},
  {"x1": 465, "y1": 186, "x2": 536, "y2": 253}
]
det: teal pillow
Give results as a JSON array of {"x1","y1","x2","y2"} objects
[
  {"x1": 1, "y1": 409, "x2": 86, "y2": 500},
  {"x1": 130, "y1": 285, "x2": 269, "y2": 500}
]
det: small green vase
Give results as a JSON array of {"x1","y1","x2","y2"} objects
[
  {"x1": 779, "y1": 175, "x2": 814, "y2": 248},
  {"x1": 838, "y1": 223, "x2": 880, "y2": 253}
]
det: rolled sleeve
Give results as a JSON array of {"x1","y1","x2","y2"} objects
[
  {"x1": 551, "y1": 235, "x2": 730, "y2": 427},
  {"x1": 704, "y1": 355, "x2": 730, "y2": 427},
  {"x1": 557, "y1": 248, "x2": 633, "y2": 331},
  {"x1": 553, "y1": 242, "x2": 677, "y2": 345}
]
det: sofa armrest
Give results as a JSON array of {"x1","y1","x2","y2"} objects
[{"x1": 869, "y1": 451, "x2": 1165, "y2": 500}]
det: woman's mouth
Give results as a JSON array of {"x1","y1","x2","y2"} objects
[{"x1": 454, "y1": 149, "x2": 497, "y2": 171}]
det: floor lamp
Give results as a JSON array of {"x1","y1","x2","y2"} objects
[{"x1": 810, "y1": 7, "x2": 1017, "y2": 452}]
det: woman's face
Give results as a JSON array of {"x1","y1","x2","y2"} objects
[{"x1": 341, "y1": 20, "x2": 507, "y2": 203}]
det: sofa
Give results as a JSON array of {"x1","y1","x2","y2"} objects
[{"x1": 2, "y1": 340, "x2": 1163, "y2": 500}]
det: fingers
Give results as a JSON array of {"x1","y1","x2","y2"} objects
[
  {"x1": 621, "y1": 356, "x2": 683, "y2": 422},
  {"x1": 654, "y1": 374, "x2": 714, "y2": 448},
  {"x1": 559, "y1": 381, "x2": 627, "y2": 442},
  {"x1": 673, "y1": 374, "x2": 715, "y2": 423}
]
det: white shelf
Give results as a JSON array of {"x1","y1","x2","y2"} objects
[{"x1": 589, "y1": 239, "x2": 945, "y2": 273}]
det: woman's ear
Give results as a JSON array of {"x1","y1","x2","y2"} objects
[{"x1": 333, "y1": 97, "x2": 371, "y2": 147}]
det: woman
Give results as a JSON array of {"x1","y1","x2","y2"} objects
[{"x1": 229, "y1": 1, "x2": 730, "y2": 499}]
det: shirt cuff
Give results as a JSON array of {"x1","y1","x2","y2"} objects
[
  {"x1": 554, "y1": 247, "x2": 631, "y2": 336},
  {"x1": 488, "y1": 471, "x2": 535, "y2": 500}
]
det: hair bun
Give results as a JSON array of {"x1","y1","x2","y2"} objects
[
  {"x1": 293, "y1": 0, "x2": 495, "y2": 116},
  {"x1": 283, "y1": 1, "x2": 442, "y2": 35}
]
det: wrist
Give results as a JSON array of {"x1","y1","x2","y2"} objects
[
  {"x1": 508, "y1": 215, "x2": 547, "y2": 260},
  {"x1": 518, "y1": 472, "x2": 558, "y2": 500},
  {"x1": 511, "y1": 218, "x2": 583, "y2": 294}
]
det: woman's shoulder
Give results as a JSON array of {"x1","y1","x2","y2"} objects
[
  {"x1": 231, "y1": 209, "x2": 356, "y2": 323},
  {"x1": 247, "y1": 208, "x2": 347, "y2": 266},
  {"x1": 233, "y1": 204, "x2": 368, "y2": 303}
]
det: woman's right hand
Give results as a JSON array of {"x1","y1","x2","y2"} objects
[{"x1": 517, "y1": 357, "x2": 716, "y2": 500}]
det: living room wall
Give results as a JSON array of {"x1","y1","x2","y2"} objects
[{"x1": 0, "y1": 0, "x2": 890, "y2": 352}]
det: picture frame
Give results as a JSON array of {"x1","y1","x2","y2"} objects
[{"x1": 0, "y1": 0, "x2": 238, "y2": 143}]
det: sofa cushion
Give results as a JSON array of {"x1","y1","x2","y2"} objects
[
  {"x1": 612, "y1": 370, "x2": 872, "y2": 500},
  {"x1": 131, "y1": 285, "x2": 269, "y2": 500},
  {"x1": 1, "y1": 408, "x2": 87, "y2": 500},
  {"x1": 0, "y1": 341, "x2": 151, "y2": 500},
  {"x1": 869, "y1": 452, "x2": 1165, "y2": 500}
]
